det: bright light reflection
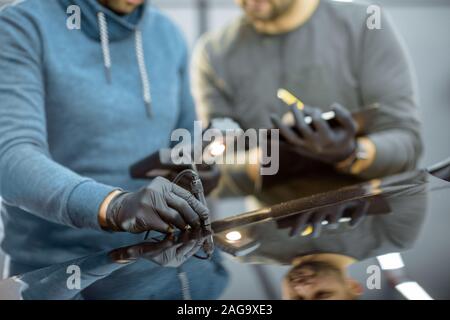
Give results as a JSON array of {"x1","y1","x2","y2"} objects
[
  {"x1": 396, "y1": 282, "x2": 433, "y2": 300},
  {"x1": 225, "y1": 231, "x2": 242, "y2": 242},
  {"x1": 208, "y1": 141, "x2": 226, "y2": 157},
  {"x1": 377, "y1": 253, "x2": 405, "y2": 270}
]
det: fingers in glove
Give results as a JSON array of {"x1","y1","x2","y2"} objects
[
  {"x1": 289, "y1": 211, "x2": 312, "y2": 237},
  {"x1": 153, "y1": 203, "x2": 188, "y2": 231},
  {"x1": 332, "y1": 103, "x2": 357, "y2": 136},
  {"x1": 188, "y1": 237, "x2": 207, "y2": 258},
  {"x1": 157, "y1": 242, "x2": 183, "y2": 264},
  {"x1": 166, "y1": 192, "x2": 202, "y2": 229},
  {"x1": 175, "y1": 239, "x2": 198, "y2": 258},
  {"x1": 172, "y1": 184, "x2": 210, "y2": 223},
  {"x1": 324, "y1": 205, "x2": 346, "y2": 229},
  {"x1": 311, "y1": 211, "x2": 326, "y2": 238},
  {"x1": 290, "y1": 105, "x2": 314, "y2": 141},
  {"x1": 349, "y1": 200, "x2": 370, "y2": 228},
  {"x1": 135, "y1": 214, "x2": 172, "y2": 234},
  {"x1": 309, "y1": 109, "x2": 332, "y2": 145},
  {"x1": 270, "y1": 114, "x2": 304, "y2": 146}
]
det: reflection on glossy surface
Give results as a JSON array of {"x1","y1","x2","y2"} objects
[
  {"x1": 110, "y1": 229, "x2": 211, "y2": 267},
  {"x1": 214, "y1": 169, "x2": 431, "y2": 299},
  {"x1": 215, "y1": 170, "x2": 429, "y2": 263},
  {"x1": 6, "y1": 230, "x2": 227, "y2": 300},
  {"x1": 1, "y1": 168, "x2": 450, "y2": 300}
]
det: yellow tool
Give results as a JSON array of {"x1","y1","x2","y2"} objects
[
  {"x1": 301, "y1": 225, "x2": 313, "y2": 237},
  {"x1": 277, "y1": 88, "x2": 305, "y2": 111}
]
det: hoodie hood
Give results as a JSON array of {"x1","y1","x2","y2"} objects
[
  {"x1": 59, "y1": 0, "x2": 147, "y2": 42},
  {"x1": 59, "y1": 0, "x2": 153, "y2": 115}
]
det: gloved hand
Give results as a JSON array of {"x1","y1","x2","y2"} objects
[
  {"x1": 105, "y1": 177, "x2": 210, "y2": 234},
  {"x1": 271, "y1": 103, "x2": 357, "y2": 164},
  {"x1": 108, "y1": 229, "x2": 209, "y2": 267}
]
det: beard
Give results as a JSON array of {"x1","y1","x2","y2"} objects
[
  {"x1": 99, "y1": 0, "x2": 144, "y2": 15},
  {"x1": 241, "y1": 0, "x2": 296, "y2": 22}
]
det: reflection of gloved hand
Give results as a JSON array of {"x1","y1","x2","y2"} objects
[
  {"x1": 108, "y1": 230, "x2": 209, "y2": 267},
  {"x1": 271, "y1": 104, "x2": 357, "y2": 164},
  {"x1": 276, "y1": 200, "x2": 370, "y2": 238},
  {"x1": 105, "y1": 177, "x2": 210, "y2": 233}
]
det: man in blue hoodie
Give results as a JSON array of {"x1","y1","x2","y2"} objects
[{"x1": 0, "y1": 0, "x2": 212, "y2": 276}]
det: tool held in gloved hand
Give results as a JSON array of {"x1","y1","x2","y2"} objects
[
  {"x1": 105, "y1": 176, "x2": 210, "y2": 234},
  {"x1": 130, "y1": 149, "x2": 215, "y2": 258},
  {"x1": 271, "y1": 103, "x2": 358, "y2": 163},
  {"x1": 170, "y1": 167, "x2": 215, "y2": 258},
  {"x1": 272, "y1": 89, "x2": 378, "y2": 164},
  {"x1": 276, "y1": 89, "x2": 379, "y2": 134},
  {"x1": 127, "y1": 119, "x2": 247, "y2": 259}
]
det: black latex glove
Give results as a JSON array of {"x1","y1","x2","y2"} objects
[
  {"x1": 271, "y1": 103, "x2": 357, "y2": 164},
  {"x1": 276, "y1": 199, "x2": 370, "y2": 238},
  {"x1": 105, "y1": 177, "x2": 210, "y2": 233},
  {"x1": 108, "y1": 230, "x2": 209, "y2": 267}
]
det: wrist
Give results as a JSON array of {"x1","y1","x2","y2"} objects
[
  {"x1": 336, "y1": 137, "x2": 376, "y2": 175},
  {"x1": 335, "y1": 148, "x2": 357, "y2": 170},
  {"x1": 98, "y1": 190, "x2": 123, "y2": 229}
]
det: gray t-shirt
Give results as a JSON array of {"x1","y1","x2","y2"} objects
[{"x1": 192, "y1": 0, "x2": 422, "y2": 203}]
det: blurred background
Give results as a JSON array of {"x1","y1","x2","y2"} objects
[
  {"x1": 157, "y1": 0, "x2": 450, "y2": 300},
  {"x1": 152, "y1": 0, "x2": 450, "y2": 300},
  {"x1": 0, "y1": 0, "x2": 449, "y2": 299}
]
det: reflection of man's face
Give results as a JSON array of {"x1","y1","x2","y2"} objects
[
  {"x1": 283, "y1": 261, "x2": 362, "y2": 300},
  {"x1": 236, "y1": 0, "x2": 295, "y2": 21}
]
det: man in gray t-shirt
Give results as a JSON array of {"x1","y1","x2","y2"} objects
[{"x1": 192, "y1": 0, "x2": 422, "y2": 204}]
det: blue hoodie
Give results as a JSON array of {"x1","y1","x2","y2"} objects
[{"x1": 0, "y1": 0, "x2": 197, "y2": 269}]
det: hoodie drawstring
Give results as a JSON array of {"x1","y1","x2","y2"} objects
[
  {"x1": 97, "y1": 12, "x2": 153, "y2": 117},
  {"x1": 135, "y1": 30, "x2": 153, "y2": 117},
  {"x1": 97, "y1": 12, "x2": 112, "y2": 84},
  {"x1": 177, "y1": 269, "x2": 192, "y2": 300}
]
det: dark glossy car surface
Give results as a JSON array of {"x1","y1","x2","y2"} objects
[{"x1": 1, "y1": 165, "x2": 449, "y2": 300}]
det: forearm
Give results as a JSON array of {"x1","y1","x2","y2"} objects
[
  {"x1": 340, "y1": 130, "x2": 422, "y2": 180},
  {"x1": 0, "y1": 144, "x2": 117, "y2": 230},
  {"x1": 362, "y1": 129, "x2": 422, "y2": 178}
]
